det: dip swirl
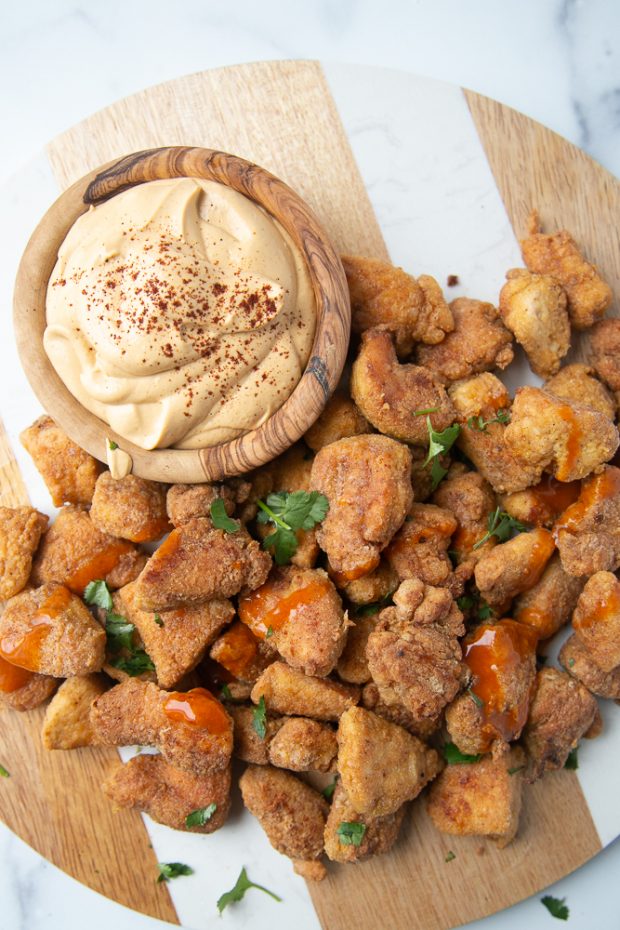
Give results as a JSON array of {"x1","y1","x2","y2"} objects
[{"x1": 44, "y1": 178, "x2": 316, "y2": 450}]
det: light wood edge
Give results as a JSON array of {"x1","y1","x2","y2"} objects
[{"x1": 13, "y1": 145, "x2": 350, "y2": 483}]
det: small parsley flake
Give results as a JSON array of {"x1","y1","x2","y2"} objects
[
  {"x1": 322, "y1": 778, "x2": 337, "y2": 801},
  {"x1": 154, "y1": 614, "x2": 164, "y2": 627},
  {"x1": 220, "y1": 684, "x2": 233, "y2": 701},
  {"x1": 467, "y1": 409, "x2": 511, "y2": 431},
  {"x1": 0, "y1": 764, "x2": 10, "y2": 778},
  {"x1": 252, "y1": 695, "x2": 267, "y2": 739},
  {"x1": 157, "y1": 862, "x2": 193, "y2": 883},
  {"x1": 265, "y1": 626, "x2": 274, "y2": 639},
  {"x1": 83, "y1": 579, "x2": 113, "y2": 611},
  {"x1": 564, "y1": 748, "x2": 579, "y2": 771},
  {"x1": 422, "y1": 417, "x2": 461, "y2": 490},
  {"x1": 414, "y1": 406, "x2": 439, "y2": 416},
  {"x1": 541, "y1": 895, "x2": 569, "y2": 920},
  {"x1": 443, "y1": 742, "x2": 482, "y2": 765},
  {"x1": 337, "y1": 821, "x2": 366, "y2": 846},
  {"x1": 445, "y1": 850, "x2": 456, "y2": 862},
  {"x1": 185, "y1": 803, "x2": 217, "y2": 828},
  {"x1": 217, "y1": 867, "x2": 281, "y2": 913},
  {"x1": 108, "y1": 439, "x2": 119, "y2": 451},
  {"x1": 473, "y1": 507, "x2": 528, "y2": 550},
  {"x1": 210, "y1": 498, "x2": 240, "y2": 534}
]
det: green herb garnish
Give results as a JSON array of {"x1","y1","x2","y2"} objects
[
  {"x1": 457, "y1": 595, "x2": 475, "y2": 611},
  {"x1": 355, "y1": 595, "x2": 394, "y2": 618},
  {"x1": 105, "y1": 614, "x2": 135, "y2": 653},
  {"x1": 265, "y1": 626, "x2": 274, "y2": 639},
  {"x1": 252, "y1": 695, "x2": 267, "y2": 739},
  {"x1": 0, "y1": 764, "x2": 9, "y2": 778},
  {"x1": 477, "y1": 601, "x2": 494, "y2": 620},
  {"x1": 220, "y1": 684, "x2": 233, "y2": 701},
  {"x1": 422, "y1": 417, "x2": 461, "y2": 490},
  {"x1": 541, "y1": 895, "x2": 569, "y2": 920},
  {"x1": 154, "y1": 614, "x2": 164, "y2": 628},
  {"x1": 473, "y1": 507, "x2": 528, "y2": 550},
  {"x1": 210, "y1": 498, "x2": 240, "y2": 534},
  {"x1": 84, "y1": 579, "x2": 114, "y2": 611},
  {"x1": 445, "y1": 850, "x2": 456, "y2": 862},
  {"x1": 565, "y1": 748, "x2": 579, "y2": 771},
  {"x1": 257, "y1": 491, "x2": 329, "y2": 565},
  {"x1": 442, "y1": 742, "x2": 482, "y2": 765},
  {"x1": 467, "y1": 688, "x2": 484, "y2": 709},
  {"x1": 337, "y1": 821, "x2": 367, "y2": 847},
  {"x1": 157, "y1": 862, "x2": 194, "y2": 883},
  {"x1": 185, "y1": 803, "x2": 217, "y2": 828},
  {"x1": 217, "y1": 867, "x2": 282, "y2": 913},
  {"x1": 467, "y1": 409, "x2": 511, "y2": 431},
  {"x1": 414, "y1": 406, "x2": 439, "y2": 416},
  {"x1": 567, "y1": 657, "x2": 575, "y2": 668},
  {"x1": 322, "y1": 778, "x2": 337, "y2": 801},
  {"x1": 111, "y1": 651, "x2": 155, "y2": 676},
  {"x1": 108, "y1": 440, "x2": 119, "y2": 451}
]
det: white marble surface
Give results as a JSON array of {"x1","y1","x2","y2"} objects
[{"x1": 1, "y1": 1, "x2": 620, "y2": 929}]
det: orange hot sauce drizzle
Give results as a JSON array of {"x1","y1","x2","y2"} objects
[
  {"x1": 214, "y1": 622, "x2": 260, "y2": 679},
  {"x1": 554, "y1": 467, "x2": 620, "y2": 539},
  {"x1": 0, "y1": 585, "x2": 72, "y2": 672},
  {"x1": 555, "y1": 404, "x2": 582, "y2": 482},
  {"x1": 329, "y1": 557, "x2": 379, "y2": 587},
  {"x1": 516, "y1": 528, "x2": 556, "y2": 594},
  {"x1": 513, "y1": 603, "x2": 556, "y2": 641},
  {"x1": 163, "y1": 687, "x2": 229, "y2": 733},
  {"x1": 524, "y1": 474, "x2": 581, "y2": 526},
  {"x1": 575, "y1": 583, "x2": 620, "y2": 632},
  {"x1": 463, "y1": 619, "x2": 538, "y2": 749},
  {"x1": 239, "y1": 578, "x2": 331, "y2": 640},
  {"x1": 64, "y1": 541, "x2": 134, "y2": 594},
  {"x1": 0, "y1": 654, "x2": 34, "y2": 692},
  {"x1": 131, "y1": 515, "x2": 171, "y2": 543}
]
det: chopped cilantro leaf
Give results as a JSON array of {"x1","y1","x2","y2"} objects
[
  {"x1": 105, "y1": 614, "x2": 135, "y2": 653},
  {"x1": 217, "y1": 867, "x2": 281, "y2": 913},
  {"x1": 567, "y1": 657, "x2": 575, "y2": 668},
  {"x1": 541, "y1": 895, "x2": 569, "y2": 920},
  {"x1": 564, "y1": 748, "x2": 579, "y2": 770},
  {"x1": 185, "y1": 803, "x2": 217, "y2": 828},
  {"x1": 252, "y1": 695, "x2": 267, "y2": 739},
  {"x1": 83, "y1": 579, "x2": 113, "y2": 611},
  {"x1": 157, "y1": 862, "x2": 193, "y2": 882},
  {"x1": 108, "y1": 440, "x2": 118, "y2": 451},
  {"x1": 473, "y1": 507, "x2": 528, "y2": 550},
  {"x1": 337, "y1": 821, "x2": 366, "y2": 846},
  {"x1": 265, "y1": 626, "x2": 274, "y2": 639},
  {"x1": 422, "y1": 417, "x2": 460, "y2": 490},
  {"x1": 111, "y1": 650, "x2": 155, "y2": 676},
  {"x1": 322, "y1": 778, "x2": 337, "y2": 801},
  {"x1": 414, "y1": 406, "x2": 439, "y2": 416},
  {"x1": 457, "y1": 595, "x2": 475, "y2": 611},
  {"x1": 0, "y1": 764, "x2": 9, "y2": 778},
  {"x1": 467, "y1": 409, "x2": 511, "y2": 431},
  {"x1": 467, "y1": 687, "x2": 484, "y2": 708},
  {"x1": 220, "y1": 684, "x2": 233, "y2": 701},
  {"x1": 210, "y1": 498, "x2": 240, "y2": 534},
  {"x1": 477, "y1": 601, "x2": 494, "y2": 620},
  {"x1": 154, "y1": 614, "x2": 164, "y2": 627},
  {"x1": 257, "y1": 491, "x2": 329, "y2": 564},
  {"x1": 430, "y1": 456, "x2": 449, "y2": 491},
  {"x1": 445, "y1": 850, "x2": 456, "y2": 862},
  {"x1": 442, "y1": 742, "x2": 482, "y2": 765}
]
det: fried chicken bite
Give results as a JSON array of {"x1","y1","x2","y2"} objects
[
  {"x1": 589, "y1": 318, "x2": 620, "y2": 401},
  {"x1": 41, "y1": 674, "x2": 107, "y2": 749},
  {"x1": 105, "y1": 549, "x2": 149, "y2": 589},
  {"x1": 572, "y1": 572, "x2": 620, "y2": 671},
  {"x1": 500, "y1": 475, "x2": 581, "y2": 528},
  {"x1": 498, "y1": 269, "x2": 570, "y2": 378},
  {"x1": 384, "y1": 503, "x2": 457, "y2": 587},
  {"x1": 104, "y1": 754, "x2": 231, "y2": 833},
  {"x1": 513, "y1": 553, "x2": 585, "y2": 640},
  {"x1": 31, "y1": 506, "x2": 136, "y2": 595},
  {"x1": 134, "y1": 518, "x2": 271, "y2": 611},
  {"x1": 91, "y1": 680, "x2": 232, "y2": 775},
  {"x1": 268, "y1": 717, "x2": 338, "y2": 773},
  {"x1": 503, "y1": 386, "x2": 618, "y2": 482},
  {"x1": 240, "y1": 765, "x2": 328, "y2": 876},
  {"x1": 166, "y1": 481, "x2": 248, "y2": 527},
  {"x1": 228, "y1": 704, "x2": 284, "y2": 764},
  {"x1": 366, "y1": 579, "x2": 465, "y2": 723},
  {"x1": 554, "y1": 466, "x2": 620, "y2": 575},
  {"x1": 474, "y1": 528, "x2": 555, "y2": 609},
  {"x1": 545, "y1": 363, "x2": 616, "y2": 420},
  {"x1": 350, "y1": 328, "x2": 455, "y2": 444},
  {"x1": 304, "y1": 391, "x2": 371, "y2": 452},
  {"x1": 449, "y1": 374, "x2": 542, "y2": 494},
  {"x1": 0, "y1": 655, "x2": 57, "y2": 711},
  {"x1": 20, "y1": 415, "x2": 100, "y2": 507},
  {"x1": 209, "y1": 621, "x2": 274, "y2": 685},
  {"x1": 0, "y1": 583, "x2": 105, "y2": 677},
  {"x1": 416, "y1": 297, "x2": 513, "y2": 384},
  {"x1": 427, "y1": 747, "x2": 526, "y2": 848},
  {"x1": 238, "y1": 567, "x2": 348, "y2": 677},
  {"x1": 342, "y1": 254, "x2": 454, "y2": 355},
  {"x1": 361, "y1": 682, "x2": 442, "y2": 740},
  {"x1": 337, "y1": 613, "x2": 379, "y2": 684},
  {"x1": 560, "y1": 634, "x2": 620, "y2": 700},
  {"x1": 337, "y1": 706, "x2": 442, "y2": 817},
  {"x1": 324, "y1": 782, "x2": 406, "y2": 863},
  {"x1": 251, "y1": 662, "x2": 360, "y2": 721},
  {"x1": 520, "y1": 211, "x2": 612, "y2": 330},
  {"x1": 337, "y1": 560, "x2": 398, "y2": 605},
  {"x1": 445, "y1": 620, "x2": 537, "y2": 755},
  {"x1": 310, "y1": 434, "x2": 413, "y2": 580},
  {"x1": 0, "y1": 506, "x2": 48, "y2": 600},
  {"x1": 432, "y1": 467, "x2": 497, "y2": 572},
  {"x1": 90, "y1": 472, "x2": 169, "y2": 542},
  {"x1": 523, "y1": 668, "x2": 600, "y2": 781}
]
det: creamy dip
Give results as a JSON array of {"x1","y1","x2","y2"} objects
[{"x1": 44, "y1": 178, "x2": 316, "y2": 450}]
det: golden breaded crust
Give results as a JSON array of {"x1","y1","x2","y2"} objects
[
  {"x1": 416, "y1": 297, "x2": 514, "y2": 384},
  {"x1": 337, "y1": 614, "x2": 378, "y2": 684},
  {"x1": 361, "y1": 682, "x2": 442, "y2": 740},
  {"x1": 293, "y1": 860, "x2": 327, "y2": 881},
  {"x1": 268, "y1": 717, "x2": 337, "y2": 773},
  {"x1": 498, "y1": 269, "x2": 570, "y2": 378},
  {"x1": 229, "y1": 704, "x2": 284, "y2": 764},
  {"x1": 474, "y1": 528, "x2": 556, "y2": 609},
  {"x1": 310, "y1": 434, "x2": 413, "y2": 578},
  {"x1": 385, "y1": 503, "x2": 457, "y2": 587},
  {"x1": 0, "y1": 583, "x2": 105, "y2": 677},
  {"x1": 589, "y1": 318, "x2": 620, "y2": 393},
  {"x1": 240, "y1": 764, "x2": 328, "y2": 861},
  {"x1": 560, "y1": 634, "x2": 620, "y2": 700},
  {"x1": 339, "y1": 560, "x2": 398, "y2": 606},
  {"x1": 20, "y1": 415, "x2": 100, "y2": 507},
  {"x1": 166, "y1": 483, "x2": 238, "y2": 527},
  {"x1": 105, "y1": 549, "x2": 149, "y2": 589},
  {"x1": 337, "y1": 706, "x2": 442, "y2": 817},
  {"x1": 343, "y1": 255, "x2": 454, "y2": 355},
  {"x1": 209, "y1": 620, "x2": 275, "y2": 685},
  {"x1": 351, "y1": 329, "x2": 456, "y2": 445},
  {"x1": 0, "y1": 506, "x2": 48, "y2": 600},
  {"x1": 104, "y1": 753, "x2": 231, "y2": 832},
  {"x1": 304, "y1": 391, "x2": 371, "y2": 452},
  {"x1": 554, "y1": 466, "x2": 620, "y2": 576},
  {"x1": 90, "y1": 472, "x2": 170, "y2": 543},
  {"x1": 41, "y1": 674, "x2": 108, "y2": 749},
  {"x1": 251, "y1": 662, "x2": 360, "y2": 721},
  {"x1": 0, "y1": 670, "x2": 58, "y2": 711},
  {"x1": 432, "y1": 468, "x2": 497, "y2": 568},
  {"x1": 324, "y1": 782, "x2": 406, "y2": 863},
  {"x1": 572, "y1": 571, "x2": 620, "y2": 671},
  {"x1": 545, "y1": 363, "x2": 616, "y2": 420},
  {"x1": 513, "y1": 553, "x2": 584, "y2": 640}
]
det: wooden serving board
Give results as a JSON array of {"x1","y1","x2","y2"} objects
[{"x1": 1, "y1": 60, "x2": 619, "y2": 930}]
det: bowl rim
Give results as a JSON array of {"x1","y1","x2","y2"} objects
[{"x1": 13, "y1": 145, "x2": 351, "y2": 483}]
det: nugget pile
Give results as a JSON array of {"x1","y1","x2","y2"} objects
[{"x1": 1, "y1": 212, "x2": 619, "y2": 879}]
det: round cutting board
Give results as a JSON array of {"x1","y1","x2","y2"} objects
[{"x1": 0, "y1": 60, "x2": 619, "y2": 930}]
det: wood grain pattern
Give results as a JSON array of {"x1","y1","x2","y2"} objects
[{"x1": 14, "y1": 145, "x2": 351, "y2": 483}]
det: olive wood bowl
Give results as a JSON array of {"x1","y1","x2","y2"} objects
[{"x1": 13, "y1": 146, "x2": 350, "y2": 483}]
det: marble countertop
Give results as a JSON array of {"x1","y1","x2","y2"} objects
[{"x1": 1, "y1": 1, "x2": 619, "y2": 929}]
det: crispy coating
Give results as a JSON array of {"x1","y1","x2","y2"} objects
[
  {"x1": 432, "y1": 468, "x2": 497, "y2": 571},
  {"x1": 589, "y1": 318, "x2": 620, "y2": 395},
  {"x1": 521, "y1": 211, "x2": 612, "y2": 330},
  {"x1": 293, "y1": 860, "x2": 327, "y2": 881},
  {"x1": 90, "y1": 679, "x2": 233, "y2": 775},
  {"x1": 166, "y1": 482, "x2": 244, "y2": 527},
  {"x1": 410, "y1": 445, "x2": 444, "y2": 502},
  {"x1": 361, "y1": 682, "x2": 442, "y2": 739},
  {"x1": 385, "y1": 503, "x2": 457, "y2": 587},
  {"x1": 41, "y1": 674, "x2": 107, "y2": 749},
  {"x1": 513, "y1": 553, "x2": 585, "y2": 640},
  {"x1": 350, "y1": 328, "x2": 456, "y2": 444},
  {"x1": 500, "y1": 475, "x2": 581, "y2": 528},
  {"x1": 0, "y1": 583, "x2": 105, "y2": 676},
  {"x1": 117, "y1": 581, "x2": 234, "y2": 688},
  {"x1": 416, "y1": 297, "x2": 514, "y2": 384},
  {"x1": 31, "y1": 506, "x2": 135, "y2": 595},
  {"x1": 240, "y1": 764, "x2": 328, "y2": 863},
  {"x1": 498, "y1": 269, "x2": 570, "y2": 378},
  {"x1": 134, "y1": 519, "x2": 271, "y2": 611},
  {"x1": 545, "y1": 363, "x2": 615, "y2": 420},
  {"x1": 105, "y1": 549, "x2": 149, "y2": 589},
  {"x1": 337, "y1": 706, "x2": 442, "y2": 817},
  {"x1": 339, "y1": 560, "x2": 399, "y2": 605},
  {"x1": 209, "y1": 621, "x2": 274, "y2": 685},
  {"x1": 572, "y1": 571, "x2": 620, "y2": 671},
  {"x1": 269, "y1": 717, "x2": 338, "y2": 773},
  {"x1": 427, "y1": 747, "x2": 525, "y2": 847},
  {"x1": 20, "y1": 415, "x2": 100, "y2": 507},
  {"x1": 228, "y1": 704, "x2": 284, "y2": 764},
  {"x1": 523, "y1": 668, "x2": 600, "y2": 780},
  {"x1": 0, "y1": 506, "x2": 48, "y2": 600},
  {"x1": 342, "y1": 254, "x2": 454, "y2": 355},
  {"x1": 310, "y1": 434, "x2": 413, "y2": 579},
  {"x1": 366, "y1": 579, "x2": 465, "y2": 720},
  {"x1": 324, "y1": 782, "x2": 406, "y2": 863},
  {"x1": 474, "y1": 528, "x2": 556, "y2": 609},
  {"x1": 251, "y1": 661, "x2": 360, "y2": 721},
  {"x1": 104, "y1": 754, "x2": 231, "y2": 833},
  {"x1": 304, "y1": 391, "x2": 371, "y2": 452},
  {"x1": 337, "y1": 614, "x2": 378, "y2": 684},
  {"x1": 90, "y1": 472, "x2": 170, "y2": 542},
  {"x1": 554, "y1": 466, "x2": 620, "y2": 575},
  {"x1": 449, "y1": 374, "x2": 542, "y2": 493},
  {"x1": 0, "y1": 667, "x2": 58, "y2": 711},
  {"x1": 504, "y1": 386, "x2": 618, "y2": 482},
  {"x1": 238, "y1": 567, "x2": 348, "y2": 677},
  {"x1": 560, "y1": 634, "x2": 620, "y2": 700}
]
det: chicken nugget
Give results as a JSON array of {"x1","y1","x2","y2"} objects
[
  {"x1": 0, "y1": 583, "x2": 105, "y2": 677},
  {"x1": 560, "y1": 634, "x2": 620, "y2": 700},
  {"x1": 228, "y1": 704, "x2": 284, "y2": 764},
  {"x1": 385, "y1": 503, "x2": 457, "y2": 587},
  {"x1": 0, "y1": 506, "x2": 48, "y2": 600},
  {"x1": 544, "y1": 363, "x2": 615, "y2": 420},
  {"x1": 474, "y1": 528, "x2": 556, "y2": 609},
  {"x1": 304, "y1": 391, "x2": 371, "y2": 452},
  {"x1": 361, "y1": 682, "x2": 442, "y2": 739},
  {"x1": 20, "y1": 415, "x2": 101, "y2": 506},
  {"x1": 251, "y1": 662, "x2": 359, "y2": 721},
  {"x1": 588, "y1": 318, "x2": 620, "y2": 399},
  {"x1": 554, "y1": 466, "x2": 620, "y2": 575},
  {"x1": 324, "y1": 782, "x2": 406, "y2": 863},
  {"x1": 41, "y1": 674, "x2": 107, "y2": 749},
  {"x1": 166, "y1": 482, "x2": 242, "y2": 527},
  {"x1": 432, "y1": 468, "x2": 497, "y2": 571},
  {"x1": 268, "y1": 717, "x2": 337, "y2": 773},
  {"x1": 90, "y1": 472, "x2": 169, "y2": 542},
  {"x1": 572, "y1": 571, "x2": 620, "y2": 671},
  {"x1": 498, "y1": 269, "x2": 570, "y2": 378},
  {"x1": 0, "y1": 655, "x2": 57, "y2": 711},
  {"x1": 351, "y1": 328, "x2": 456, "y2": 444},
  {"x1": 513, "y1": 553, "x2": 584, "y2": 640}
]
